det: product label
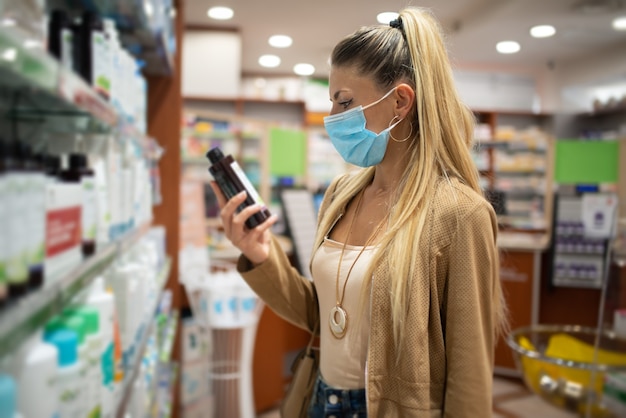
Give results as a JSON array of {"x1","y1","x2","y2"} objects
[
  {"x1": 46, "y1": 207, "x2": 81, "y2": 257},
  {"x1": 230, "y1": 161, "x2": 266, "y2": 206}
]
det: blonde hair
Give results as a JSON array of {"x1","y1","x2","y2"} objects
[{"x1": 314, "y1": 7, "x2": 508, "y2": 352}]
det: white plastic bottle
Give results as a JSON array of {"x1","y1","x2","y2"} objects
[
  {"x1": 86, "y1": 277, "x2": 115, "y2": 418},
  {"x1": 64, "y1": 307, "x2": 102, "y2": 418},
  {"x1": 46, "y1": 315, "x2": 88, "y2": 417},
  {"x1": 45, "y1": 330, "x2": 84, "y2": 418},
  {"x1": 14, "y1": 331, "x2": 59, "y2": 418}
]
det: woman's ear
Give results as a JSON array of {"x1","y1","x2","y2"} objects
[{"x1": 394, "y1": 83, "x2": 415, "y2": 119}]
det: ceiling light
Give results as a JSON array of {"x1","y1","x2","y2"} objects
[
  {"x1": 613, "y1": 16, "x2": 626, "y2": 30},
  {"x1": 294, "y1": 63, "x2": 315, "y2": 76},
  {"x1": 496, "y1": 41, "x2": 521, "y2": 54},
  {"x1": 259, "y1": 54, "x2": 280, "y2": 68},
  {"x1": 530, "y1": 25, "x2": 556, "y2": 38},
  {"x1": 269, "y1": 35, "x2": 292, "y2": 48},
  {"x1": 377, "y1": 12, "x2": 398, "y2": 24},
  {"x1": 207, "y1": 6, "x2": 234, "y2": 20}
]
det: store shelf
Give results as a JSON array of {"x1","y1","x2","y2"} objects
[
  {"x1": 0, "y1": 25, "x2": 150, "y2": 146},
  {"x1": 115, "y1": 256, "x2": 172, "y2": 418},
  {"x1": 47, "y1": 0, "x2": 175, "y2": 76},
  {"x1": 0, "y1": 223, "x2": 152, "y2": 359}
]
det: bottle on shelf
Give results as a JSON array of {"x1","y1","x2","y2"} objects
[
  {"x1": 206, "y1": 147, "x2": 271, "y2": 229},
  {"x1": 44, "y1": 330, "x2": 85, "y2": 418},
  {"x1": 47, "y1": 9, "x2": 74, "y2": 70},
  {"x1": 60, "y1": 153, "x2": 97, "y2": 257},
  {"x1": 64, "y1": 306, "x2": 102, "y2": 418},
  {"x1": 86, "y1": 277, "x2": 116, "y2": 418},
  {"x1": 4, "y1": 142, "x2": 30, "y2": 300},
  {"x1": 74, "y1": 11, "x2": 110, "y2": 100},
  {"x1": 17, "y1": 143, "x2": 46, "y2": 291},
  {"x1": 13, "y1": 331, "x2": 59, "y2": 418}
]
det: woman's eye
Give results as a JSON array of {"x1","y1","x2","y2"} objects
[{"x1": 339, "y1": 99, "x2": 353, "y2": 109}]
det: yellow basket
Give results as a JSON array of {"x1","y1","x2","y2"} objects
[{"x1": 507, "y1": 325, "x2": 626, "y2": 417}]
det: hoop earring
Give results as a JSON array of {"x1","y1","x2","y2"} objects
[{"x1": 389, "y1": 116, "x2": 413, "y2": 143}]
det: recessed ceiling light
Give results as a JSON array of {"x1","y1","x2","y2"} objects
[
  {"x1": 496, "y1": 41, "x2": 521, "y2": 54},
  {"x1": 613, "y1": 16, "x2": 626, "y2": 30},
  {"x1": 207, "y1": 6, "x2": 234, "y2": 20},
  {"x1": 377, "y1": 12, "x2": 398, "y2": 24},
  {"x1": 293, "y1": 63, "x2": 315, "y2": 76},
  {"x1": 530, "y1": 25, "x2": 556, "y2": 38},
  {"x1": 269, "y1": 35, "x2": 292, "y2": 48},
  {"x1": 259, "y1": 54, "x2": 280, "y2": 68}
]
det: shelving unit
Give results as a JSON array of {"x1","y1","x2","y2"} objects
[
  {"x1": 472, "y1": 110, "x2": 554, "y2": 233},
  {"x1": 0, "y1": 1, "x2": 183, "y2": 415},
  {"x1": 45, "y1": 0, "x2": 176, "y2": 76},
  {"x1": 0, "y1": 223, "x2": 153, "y2": 359}
]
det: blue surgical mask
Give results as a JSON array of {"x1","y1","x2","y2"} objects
[{"x1": 324, "y1": 88, "x2": 400, "y2": 167}]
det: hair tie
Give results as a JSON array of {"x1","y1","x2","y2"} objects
[{"x1": 389, "y1": 17, "x2": 403, "y2": 30}]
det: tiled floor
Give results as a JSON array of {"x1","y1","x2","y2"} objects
[{"x1": 256, "y1": 376, "x2": 577, "y2": 418}]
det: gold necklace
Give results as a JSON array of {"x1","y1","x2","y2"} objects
[{"x1": 330, "y1": 189, "x2": 385, "y2": 339}]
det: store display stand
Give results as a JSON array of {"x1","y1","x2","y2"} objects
[{"x1": 182, "y1": 266, "x2": 264, "y2": 418}]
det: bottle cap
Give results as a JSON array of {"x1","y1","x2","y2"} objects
[
  {"x1": 65, "y1": 306, "x2": 100, "y2": 336},
  {"x1": 207, "y1": 147, "x2": 224, "y2": 164},
  {"x1": 45, "y1": 330, "x2": 78, "y2": 367},
  {"x1": 69, "y1": 153, "x2": 88, "y2": 169},
  {"x1": 60, "y1": 314, "x2": 87, "y2": 344}
]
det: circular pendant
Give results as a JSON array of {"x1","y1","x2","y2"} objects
[{"x1": 329, "y1": 305, "x2": 348, "y2": 338}]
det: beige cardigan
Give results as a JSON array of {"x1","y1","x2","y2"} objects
[{"x1": 237, "y1": 175, "x2": 499, "y2": 417}]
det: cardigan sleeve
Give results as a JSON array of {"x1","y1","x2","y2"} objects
[
  {"x1": 237, "y1": 235, "x2": 319, "y2": 332},
  {"x1": 235, "y1": 174, "x2": 346, "y2": 333},
  {"x1": 443, "y1": 199, "x2": 498, "y2": 417}
]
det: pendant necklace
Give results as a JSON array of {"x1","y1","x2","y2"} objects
[{"x1": 330, "y1": 188, "x2": 385, "y2": 339}]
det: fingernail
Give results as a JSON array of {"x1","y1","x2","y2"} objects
[{"x1": 237, "y1": 191, "x2": 247, "y2": 197}]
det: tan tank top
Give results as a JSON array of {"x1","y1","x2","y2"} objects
[{"x1": 310, "y1": 237, "x2": 377, "y2": 389}]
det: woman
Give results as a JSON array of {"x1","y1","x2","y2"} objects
[{"x1": 210, "y1": 6, "x2": 508, "y2": 417}]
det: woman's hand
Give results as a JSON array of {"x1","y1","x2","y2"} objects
[{"x1": 209, "y1": 182, "x2": 278, "y2": 265}]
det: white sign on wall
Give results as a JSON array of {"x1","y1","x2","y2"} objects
[
  {"x1": 182, "y1": 31, "x2": 242, "y2": 97},
  {"x1": 454, "y1": 70, "x2": 537, "y2": 112}
]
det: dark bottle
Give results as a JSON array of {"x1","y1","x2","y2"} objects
[
  {"x1": 74, "y1": 11, "x2": 109, "y2": 99},
  {"x1": 48, "y1": 9, "x2": 73, "y2": 70},
  {"x1": 60, "y1": 153, "x2": 97, "y2": 257},
  {"x1": 43, "y1": 154, "x2": 62, "y2": 178},
  {"x1": 206, "y1": 147, "x2": 271, "y2": 229}
]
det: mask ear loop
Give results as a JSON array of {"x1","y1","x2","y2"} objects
[{"x1": 389, "y1": 116, "x2": 413, "y2": 143}]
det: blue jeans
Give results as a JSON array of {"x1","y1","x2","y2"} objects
[{"x1": 307, "y1": 373, "x2": 367, "y2": 418}]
